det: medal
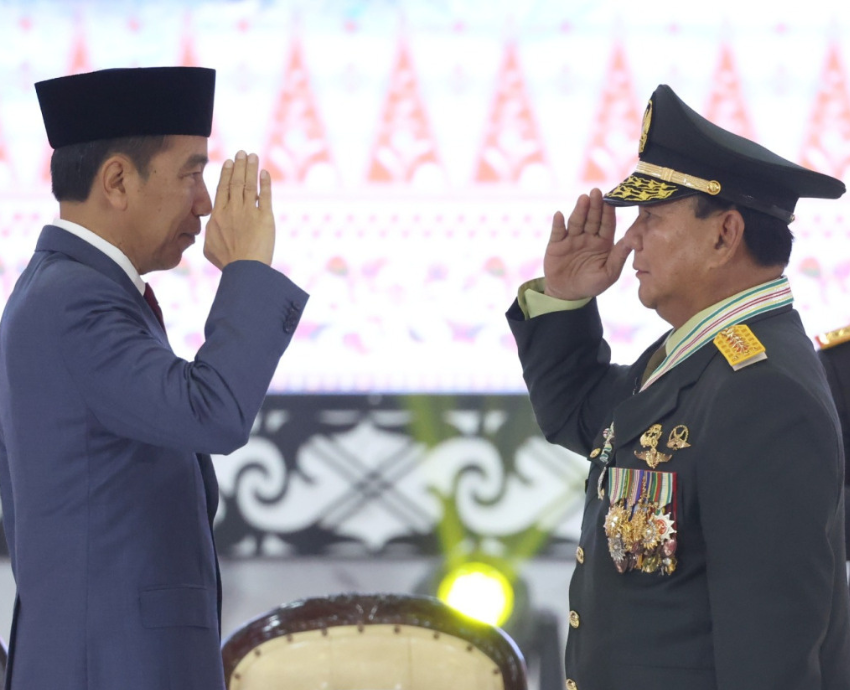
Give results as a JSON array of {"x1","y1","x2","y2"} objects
[{"x1": 603, "y1": 468, "x2": 678, "y2": 576}]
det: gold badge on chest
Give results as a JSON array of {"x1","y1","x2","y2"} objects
[
  {"x1": 634, "y1": 424, "x2": 672, "y2": 468},
  {"x1": 666, "y1": 425, "x2": 691, "y2": 450},
  {"x1": 634, "y1": 423, "x2": 692, "y2": 468}
]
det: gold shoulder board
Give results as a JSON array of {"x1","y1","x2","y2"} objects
[
  {"x1": 816, "y1": 325, "x2": 850, "y2": 350},
  {"x1": 713, "y1": 324, "x2": 767, "y2": 371}
]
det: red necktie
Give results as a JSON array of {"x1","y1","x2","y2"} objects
[{"x1": 143, "y1": 283, "x2": 166, "y2": 331}]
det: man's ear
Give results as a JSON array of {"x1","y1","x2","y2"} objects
[
  {"x1": 711, "y1": 209, "x2": 746, "y2": 266},
  {"x1": 98, "y1": 155, "x2": 135, "y2": 211}
]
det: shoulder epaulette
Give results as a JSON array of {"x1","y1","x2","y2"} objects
[
  {"x1": 816, "y1": 325, "x2": 850, "y2": 350},
  {"x1": 713, "y1": 324, "x2": 767, "y2": 371}
]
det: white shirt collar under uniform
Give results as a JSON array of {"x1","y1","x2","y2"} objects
[{"x1": 51, "y1": 217, "x2": 146, "y2": 295}]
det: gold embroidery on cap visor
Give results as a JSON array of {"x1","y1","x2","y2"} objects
[
  {"x1": 607, "y1": 163, "x2": 722, "y2": 204},
  {"x1": 606, "y1": 175, "x2": 678, "y2": 203}
]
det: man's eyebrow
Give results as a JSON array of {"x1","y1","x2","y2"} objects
[{"x1": 182, "y1": 154, "x2": 209, "y2": 171}]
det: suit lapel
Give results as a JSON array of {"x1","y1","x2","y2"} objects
[
  {"x1": 613, "y1": 343, "x2": 717, "y2": 452},
  {"x1": 39, "y1": 226, "x2": 220, "y2": 518},
  {"x1": 611, "y1": 305, "x2": 793, "y2": 452},
  {"x1": 195, "y1": 453, "x2": 219, "y2": 526},
  {"x1": 196, "y1": 452, "x2": 222, "y2": 631},
  {"x1": 35, "y1": 225, "x2": 168, "y2": 346}
]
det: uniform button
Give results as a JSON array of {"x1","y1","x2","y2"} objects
[
  {"x1": 569, "y1": 610, "x2": 580, "y2": 628},
  {"x1": 589, "y1": 448, "x2": 601, "y2": 458},
  {"x1": 576, "y1": 546, "x2": 585, "y2": 564},
  {"x1": 566, "y1": 679, "x2": 578, "y2": 690}
]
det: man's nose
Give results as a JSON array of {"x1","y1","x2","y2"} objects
[
  {"x1": 623, "y1": 219, "x2": 643, "y2": 251},
  {"x1": 194, "y1": 179, "x2": 212, "y2": 217}
]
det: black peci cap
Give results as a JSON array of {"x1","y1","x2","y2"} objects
[
  {"x1": 604, "y1": 84, "x2": 845, "y2": 223},
  {"x1": 36, "y1": 67, "x2": 215, "y2": 149}
]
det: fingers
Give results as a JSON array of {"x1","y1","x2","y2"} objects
[
  {"x1": 245, "y1": 153, "x2": 260, "y2": 202},
  {"x1": 565, "y1": 188, "x2": 616, "y2": 240},
  {"x1": 221, "y1": 151, "x2": 265, "y2": 208},
  {"x1": 583, "y1": 188, "x2": 605, "y2": 235},
  {"x1": 213, "y1": 158, "x2": 234, "y2": 210},
  {"x1": 566, "y1": 194, "x2": 590, "y2": 237},
  {"x1": 258, "y1": 169, "x2": 273, "y2": 214},
  {"x1": 598, "y1": 198, "x2": 617, "y2": 241},
  {"x1": 230, "y1": 150, "x2": 248, "y2": 201},
  {"x1": 549, "y1": 211, "x2": 567, "y2": 243}
]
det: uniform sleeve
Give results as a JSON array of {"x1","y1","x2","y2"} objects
[
  {"x1": 517, "y1": 277, "x2": 591, "y2": 318},
  {"x1": 697, "y1": 367, "x2": 843, "y2": 689},
  {"x1": 60, "y1": 260, "x2": 308, "y2": 455},
  {"x1": 506, "y1": 297, "x2": 638, "y2": 454}
]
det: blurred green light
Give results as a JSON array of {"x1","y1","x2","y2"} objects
[{"x1": 437, "y1": 562, "x2": 514, "y2": 627}]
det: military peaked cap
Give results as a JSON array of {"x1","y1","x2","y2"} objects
[
  {"x1": 36, "y1": 67, "x2": 215, "y2": 149},
  {"x1": 604, "y1": 84, "x2": 845, "y2": 223}
]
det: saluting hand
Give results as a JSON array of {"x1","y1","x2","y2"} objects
[
  {"x1": 543, "y1": 188, "x2": 632, "y2": 300},
  {"x1": 204, "y1": 150, "x2": 275, "y2": 269}
]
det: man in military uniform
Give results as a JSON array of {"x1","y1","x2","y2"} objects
[
  {"x1": 507, "y1": 85, "x2": 850, "y2": 689},
  {"x1": 818, "y1": 326, "x2": 850, "y2": 558}
]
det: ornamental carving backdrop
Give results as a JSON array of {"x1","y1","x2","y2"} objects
[{"x1": 211, "y1": 395, "x2": 587, "y2": 558}]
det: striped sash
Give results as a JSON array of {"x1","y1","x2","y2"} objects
[{"x1": 641, "y1": 277, "x2": 792, "y2": 391}]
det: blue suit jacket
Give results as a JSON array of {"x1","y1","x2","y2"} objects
[{"x1": 0, "y1": 226, "x2": 308, "y2": 689}]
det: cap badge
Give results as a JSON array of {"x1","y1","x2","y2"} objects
[
  {"x1": 639, "y1": 98, "x2": 653, "y2": 154},
  {"x1": 713, "y1": 324, "x2": 767, "y2": 370}
]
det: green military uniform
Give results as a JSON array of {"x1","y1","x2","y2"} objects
[{"x1": 508, "y1": 85, "x2": 850, "y2": 689}]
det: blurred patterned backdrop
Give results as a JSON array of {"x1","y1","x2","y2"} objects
[{"x1": 0, "y1": 0, "x2": 849, "y2": 557}]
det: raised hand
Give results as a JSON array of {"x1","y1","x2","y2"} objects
[
  {"x1": 204, "y1": 150, "x2": 275, "y2": 270},
  {"x1": 543, "y1": 188, "x2": 632, "y2": 300}
]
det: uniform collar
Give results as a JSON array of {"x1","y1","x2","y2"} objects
[{"x1": 645, "y1": 276, "x2": 793, "y2": 391}]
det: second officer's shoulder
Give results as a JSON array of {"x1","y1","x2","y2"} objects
[{"x1": 816, "y1": 324, "x2": 850, "y2": 354}]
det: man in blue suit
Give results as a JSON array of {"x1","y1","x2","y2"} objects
[{"x1": 0, "y1": 67, "x2": 308, "y2": 688}]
